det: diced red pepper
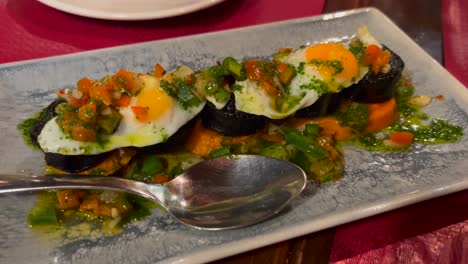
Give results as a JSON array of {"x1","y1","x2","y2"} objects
[
  {"x1": 154, "y1": 64, "x2": 165, "y2": 78},
  {"x1": 390, "y1": 132, "x2": 414, "y2": 145}
]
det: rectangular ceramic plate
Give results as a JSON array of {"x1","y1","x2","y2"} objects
[{"x1": 0, "y1": 7, "x2": 467, "y2": 264}]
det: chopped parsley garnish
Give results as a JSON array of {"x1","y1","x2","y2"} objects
[
  {"x1": 349, "y1": 38, "x2": 366, "y2": 58},
  {"x1": 160, "y1": 79, "x2": 202, "y2": 109},
  {"x1": 309, "y1": 59, "x2": 344, "y2": 75},
  {"x1": 299, "y1": 78, "x2": 328, "y2": 96},
  {"x1": 337, "y1": 103, "x2": 369, "y2": 132}
]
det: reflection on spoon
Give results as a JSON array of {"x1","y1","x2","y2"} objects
[{"x1": 0, "y1": 155, "x2": 307, "y2": 230}]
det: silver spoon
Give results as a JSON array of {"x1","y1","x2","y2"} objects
[{"x1": 0, "y1": 155, "x2": 306, "y2": 230}]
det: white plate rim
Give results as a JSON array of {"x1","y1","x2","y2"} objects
[{"x1": 37, "y1": 0, "x2": 227, "y2": 20}]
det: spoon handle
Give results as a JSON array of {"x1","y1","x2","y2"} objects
[{"x1": 0, "y1": 174, "x2": 158, "y2": 201}]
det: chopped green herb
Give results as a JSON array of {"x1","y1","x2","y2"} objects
[
  {"x1": 210, "y1": 146, "x2": 232, "y2": 158},
  {"x1": 140, "y1": 156, "x2": 165, "y2": 176},
  {"x1": 297, "y1": 62, "x2": 306, "y2": 74},
  {"x1": 338, "y1": 103, "x2": 369, "y2": 132},
  {"x1": 260, "y1": 144, "x2": 290, "y2": 160},
  {"x1": 169, "y1": 164, "x2": 184, "y2": 177},
  {"x1": 160, "y1": 79, "x2": 202, "y2": 109},
  {"x1": 213, "y1": 88, "x2": 230, "y2": 102},
  {"x1": 309, "y1": 59, "x2": 344, "y2": 75},
  {"x1": 222, "y1": 57, "x2": 245, "y2": 80},
  {"x1": 28, "y1": 192, "x2": 59, "y2": 227},
  {"x1": 299, "y1": 78, "x2": 328, "y2": 96},
  {"x1": 17, "y1": 117, "x2": 40, "y2": 150},
  {"x1": 277, "y1": 64, "x2": 296, "y2": 86},
  {"x1": 348, "y1": 38, "x2": 366, "y2": 58},
  {"x1": 304, "y1": 124, "x2": 320, "y2": 137},
  {"x1": 283, "y1": 128, "x2": 328, "y2": 159},
  {"x1": 394, "y1": 119, "x2": 463, "y2": 144},
  {"x1": 97, "y1": 108, "x2": 121, "y2": 134},
  {"x1": 232, "y1": 84, "x2": 243, "y2": 92}
]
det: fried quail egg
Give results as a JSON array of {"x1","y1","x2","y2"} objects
[
  {"x1": 234, "y1": 26, "x2": 379, "y2": 119},
  {"x1": 38, "y1": 73, "x2": 205, "y2": 155}
]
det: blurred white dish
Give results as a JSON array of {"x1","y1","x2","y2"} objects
[{"x1": 38, "y1": 0, "x2": 226, "y2": 20}]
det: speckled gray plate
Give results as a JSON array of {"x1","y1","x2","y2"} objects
[{"x1": 0, "y1": 7, "x2": 467, "y2": 264}]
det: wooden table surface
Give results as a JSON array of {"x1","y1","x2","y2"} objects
[{"x1": 213, "y1": 0, "x2": 444, "y2": 263}]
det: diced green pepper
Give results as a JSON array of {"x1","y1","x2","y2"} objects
[
  {"x1": 291, "y1": 150, "x2": 312, "y2": 172},
  {"x1": 277, "y1": 64, "x2": 296, "y2": 86},
  {"x1": 169, "y1": 164, "x2": 184, "y2": 177},
  {"x1": 55, "y1": 103, "x2": 75, "y2": 115},
  {"x1": 260, "y1": 144, "x2": 290, "y2": 160},
  {"x1": 214, "y1": 88, "x2": 230, "y2": 102},
  {"x1": 309, "y1": 157, "x2": 344, "y2": 183},
  {"x1": 161, "y1": 79, "x2": 202, "y2": 109},
  {"x1": 222, "y1": 57, "x2": 245, "y2": 79},
  {"x1": 284, "y1": 129, "x2": 327, "y2": 159},
  {"x1": 176, "y1": 81, "x2": 202, "y2": 109},
  {"x1": 210, "y1": 146, "x2": 232, "y2": 158},
  {"x1": 304, "y1": 124, "x2": 320, "y2": 138},
  {"x1": 27, "y1": 192, "x2": 59, "y2": 226},
  {"x1": 28, "y1": 205, "x2": 59, "y2": 226},
  {"x1": 204, "y1": 82, "x2": 230, "y2": 103},
  {"x1": 206, "y1": 65, "x2": 226, "y2": 79},
  {"x1": 204, "y1": 82, "x2": 222, "y2": 95},
  {"x1": 140, "y1": 156, "x2": 164, "y2": 176},
  {"x1": 97, "y1": 108, "x2": 122, "y2": 134},
  {"x1": 126, "y1": 194, "x2": 157, "y2": 221}
]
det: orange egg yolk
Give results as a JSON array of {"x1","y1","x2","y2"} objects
[
  {"x1": 134, "y1": 83, "x2": 173, "y2": 123},
  {"x1": 305, "y1": 43, "x2": 359, "y2": 81}
]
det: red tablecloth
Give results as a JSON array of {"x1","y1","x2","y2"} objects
[
  {"x1": 1, "y1": 0, "x2": 467, "y2": 263},
  {"x1": 0, "y1": 0, "x2": 324, "y2": 63}
]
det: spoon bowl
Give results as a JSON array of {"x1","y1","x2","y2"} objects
[{"x1": 0, "y1": 155, "x2": 307, "y2": 230}]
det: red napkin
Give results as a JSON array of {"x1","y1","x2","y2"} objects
[{"x1": 0, "y1": 0, "x2": 324, "y2": 63}]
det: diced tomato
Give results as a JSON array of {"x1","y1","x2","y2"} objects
[
  {"x1": 244, "y1": 60, "x2": 263, "y2": 81},
  {"x1": 131, "y1": 106, "x2": 149, "y2": 122},
  {"x1": 363, "y1": 44, "x2": 381, "y2": 65},
  {"x1": 260, "y1": 133, "x2": 284, "y2": 143},
  {"x1": 436, "y1": 94, "x2": 444, "y2": 101},
  {"x1": 90, "y1": 85, "x2": 113, "y2": 106},
  {"x1": 117, "y1": 95, "x2": 131, "y2": 107},
  {"x1": 185, "y1": 74, "x2": 195, "y2": 85},
  {"x1": 80, "y1": 194, "x2": 100, "y2": 215},
  {"x1": 68, "y1": 97, "x2": 81, "y2": 108},
  {"x1": 390, "y1": 132, "x2": 414, "y2": 145},
  {"x1": 77, "y1": 77, "x2": 94, "y2": 96},
  {"x1": 97, "y1": 204, "x2": 112, "y2": 217},
  {"x1": 72, "y1": 126, "x2": 96, "y2": 142},
  {"x1": 261, "y1": 80, "x2": 279, "y2": 97},
  {"x1": 244, "y1": 60, "x2": 278, "y2": 97},
  {"x1": 153, "y1": 174, "x2": 169, "y2": 184},
  {"x1": 78, "y1": 103, "x2": 97, "y2": 122},
  {"x1": 277, "y1": 63, "x2": 288, "y2": 73},
  {"x1": 372, "y1": 50, "x2": 391, "y2": 74},
  {"x1": 277, "y1": 48, "x2": 293, "y2": 54},
  {"x1": 57, "y1": 114, "x2": 77, "y2": 134},
  {"x1": 154, "y1": 64, "x2": 165, "y2": 78},
  {"x1": 80, "y1": 96, "x2": 89, "y2": 106},
  {"x1": 114, "y1": 68, "x2": 136, "y2": 94},
  {"x1": 57, "y1": 190, "x2": 82, "y2": 210},
  {"x1": 363, "y1": 45, "x2": 392, "y2": 74}
]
